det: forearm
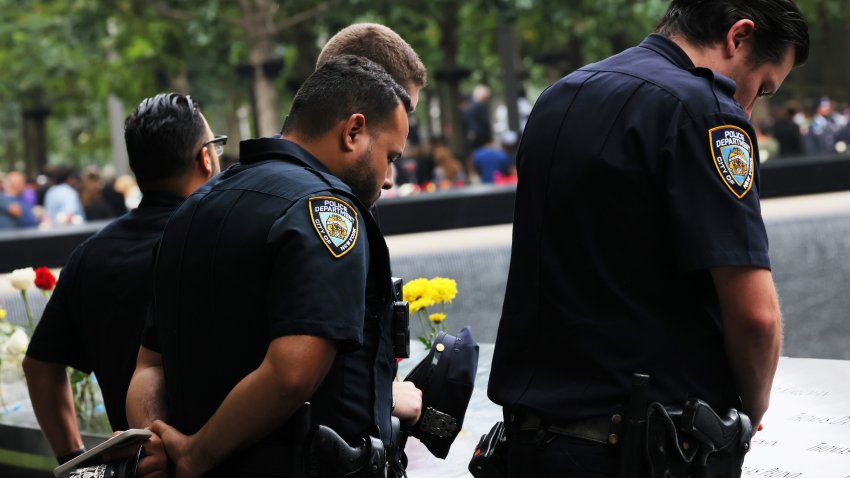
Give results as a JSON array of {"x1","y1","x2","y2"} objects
[
  {"x1": 713, "y1": 267, "x2": 783, "y2": 426},
  {"x1": 22, "y1": 357, "x2": 84, "y2": 458},
  {"x1": 724, "y1": 311, "x2": 782, "y2": 426},
  {"x1": 189, "y1": 363, "x2": 309, "y2": 472},
  {"x1": 126, "y1": 366, "x2": 168, "y2": 428},
  {"x1": 126, "y1": 347, "x2": 168, "y2": 428},
  {"x1": 187, "y1": 335, "x2": 336, "y2": 474}
]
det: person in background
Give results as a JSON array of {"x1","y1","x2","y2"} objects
[
  {"x1": 80, "y1": 167, "x2": 118, "y2": 221},
  {"x1": 23, "y1": 93, "x2": 221, "y2": 476},
  {"x1": 0, "y1": 171, "x2": 38, "y2": 229},
  {"x1": 43, "y1": 166, "x2": 85, "y2": 227},
  {"x1": 315, "y1": 21, "x2": 427, "y2": 425},
  {"x1": 472, "y1": 139, "x2": 510, "y2": 184}
]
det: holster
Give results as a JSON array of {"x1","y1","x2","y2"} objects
[
  {"x1": 645, "y1": 399, "x2": 752, "y2": 478},
  {"x1": 307, "y1": 425, "x2": 387, "y2": 478}
]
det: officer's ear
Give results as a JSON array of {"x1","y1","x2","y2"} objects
[
  {"x1": 341, "y1": 113, "x2": 367, "y2": 153},
  {"x1": 197, "y1": 145, "x2": 213, "y2": 178},
  {"x1": 724, "y1": 19, "x2": 755, "y2": 58}
]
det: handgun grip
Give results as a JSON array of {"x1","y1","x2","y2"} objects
[
  {"x1": 680, "y1": 399, "x2": 741, "y2": 451},
  {"x1": 311, "y1": 425, "x2": 369, "y2": 473}
]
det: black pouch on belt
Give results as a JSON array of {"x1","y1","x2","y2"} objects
[{"x1": 468, "y1": 421, "x2": 508, "y2": 478}]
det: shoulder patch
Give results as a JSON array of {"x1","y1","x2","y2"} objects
[
  {"x1": 309, "y1": 196, "x2": 359, "y2": 258},
  {"x1": 708, "y1": 125, "x2": 755, "y2": 199}
]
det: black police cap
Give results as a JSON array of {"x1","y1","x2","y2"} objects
[{"x1": 404, "y1": 326, "x2": 479, "y2": 459}]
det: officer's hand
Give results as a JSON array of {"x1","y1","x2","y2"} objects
[
  {"x1": 135, "y1": 432, "x2": 169, "y2": 478},
  {"x1": 150, "y1": 420, "x2": 204, "y2": 478},
  {"x1": 391, "y1": 381, "x2": 423, "y2": 425}
]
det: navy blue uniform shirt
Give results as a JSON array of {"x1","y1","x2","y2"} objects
[
  {"x1": 143, "y1": 138, "x2": 396, "y2": 465},
  {"x1": 27, "y1": 191, "x2": 183, "y2": 430},
  {"x1": 489, "y1": 34, "x2": 769, "y2": 424}
]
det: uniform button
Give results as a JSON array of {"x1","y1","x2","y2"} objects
[
  {"x1": 436, "y1": 343, "x2": 445, "y2": 352},
  {"x1": 608, "y1": 433, "x2": 619, "y2": 445},
  {"x1": 611, "y1": 413, "x2": 622, "y2": 425}
]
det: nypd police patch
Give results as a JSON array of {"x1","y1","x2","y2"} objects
[
  {"x1": 709, "y1": 125, "x2": 755, "y2": 199},
  {"x1": 309, "y1": 196, "x2": 359, "y2": 258}
]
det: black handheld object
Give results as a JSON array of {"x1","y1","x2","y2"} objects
[
  {"x1": 391, "y1": 277, "x2": 410, "y2": 359},
  {"x1": 619, "y1": 373, "x2": 650, "y2": 478},
  {"x1": 468, "y1": 421, "x2": 508, "y2": 478}
]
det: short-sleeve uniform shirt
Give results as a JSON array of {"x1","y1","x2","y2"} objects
[
  {"x1": 489, "y1": 34, "x2": 769, "y2": 424},
  {"x1": 26, "y1": 192, "x2": 183, "y2": 430},
  {"x1": 144, "y1": 138, "x2": 396, "y2": 459}
]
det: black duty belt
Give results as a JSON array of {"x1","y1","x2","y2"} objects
[{"x1": 512, "y1": 410, "x2": 623, "y2": 446}]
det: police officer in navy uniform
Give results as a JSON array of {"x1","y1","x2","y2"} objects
[
  {"x1": 23, "y1": 93, "x2": 220, "y2": 474},
  {"x1": 488, "y1": 1, "x2": 809, "y2": 476},
  {"x1": 126, "y1": 55, "x2": 412, "y2": 477}
]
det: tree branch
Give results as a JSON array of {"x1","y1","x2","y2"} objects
[{"x1": 273, "y1": 0, "x2": 340, "y2": 34}]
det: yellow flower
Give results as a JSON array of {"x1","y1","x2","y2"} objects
[
  {"x1": 429, "y1": 277, "x2": 458, "y2": 303},
  {"x1": 0, "y1": 307, "x2": 6, "y2": 320},
  {"x1": 410, "y1": 297, "x2": 436, "y2": 315},
  {"x1": 429, "y1": 313, "x2": 446, "y2": 324},
  {"x1": 403, "y1": 278, "x2": 432, "y2": 303}
]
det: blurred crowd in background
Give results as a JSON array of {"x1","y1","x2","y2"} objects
[
  {"x1": 3, "y1": 90, "x2": 849, "y2": 231},
  {"x1": 0, "y1": 165, "x2": 140, "y2": 230}
]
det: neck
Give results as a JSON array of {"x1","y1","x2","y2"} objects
[
  {"x1": 280, "y1": 132, "x2": 341, "y2": 175},
  {"x1": 668, "y1": 35, "x2": 727, "y2": 74},
  {"x1": 141, "y1": 174, "x2": 206, "y2": 198}
]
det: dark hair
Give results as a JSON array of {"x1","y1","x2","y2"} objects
[
  {"x1": 124, "y1": 93, "x2": 206, "y2": 187},
  {"x1": 317, "y1": 23, "x2": 426, "y2": 89},
  {"x1": 282, "y1": 54, "x2": 412, "y2": 139},
  {"x1": 656, "y1": 0, "x2": 809, "y2": 66}
]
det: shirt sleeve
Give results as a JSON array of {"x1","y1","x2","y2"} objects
[
  {"x1": 665, "y1": 113, "x2": 771, "y2": 271},
  {"x1": 140, "y1": 306, "x2": 160, "y2": 352},
  {"x1": 265, "y1": 193, "x2": 368, "y2": 353},
  {"x1": 26, "y1": 245, "x2": 91, "y2": 372}
]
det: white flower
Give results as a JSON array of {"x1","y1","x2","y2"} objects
[
  {"x1": 8, "y1": 267, "x2": 36, "y2": 291},
  {"x1": 0, "y1": 328, "x2": 29, "y2": 365}
]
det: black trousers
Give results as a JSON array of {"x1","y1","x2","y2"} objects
[{"x1": 505, "y1": 429, "x2": 622, "y2": 478}]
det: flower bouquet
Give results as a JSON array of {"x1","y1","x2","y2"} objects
[{"x1": 402, "y1": 277, "x2": 458, "y2": 350}]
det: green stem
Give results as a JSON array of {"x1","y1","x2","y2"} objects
[
  {"x1": 20, "y1": 290, "x2": 34, "y2": 334},
  {"x1": 416, "y1": 309, "x2": 431, "y2": 349}
]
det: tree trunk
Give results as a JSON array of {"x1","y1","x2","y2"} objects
[
  {"x1": 241, "y1": 0, "x2": 282, "y2": 137},
  {"x1": 284, "y1": 21, "x2": 319, "y2": 96},
  {"x1": 22, "y1": 88, "x2": 50, "y2": 178},
  {"x1": 437, "y1": 7, "x2": 466, "y2": 161}
]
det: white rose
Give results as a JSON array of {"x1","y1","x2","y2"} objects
[
  {"x1": 8, "y1": 267, "x2": 36, "y2": 291},
  {"x1": 0, "y1": 328, "x2": 29, "y2": 365}
]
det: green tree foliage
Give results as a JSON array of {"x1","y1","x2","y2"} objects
[{"x1": 0, "y1": 0, "x2": 847, "y2": 172}]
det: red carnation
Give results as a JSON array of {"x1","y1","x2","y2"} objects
[{"x1": 34, "y1": 266, "x2": 56, "y2": 292}]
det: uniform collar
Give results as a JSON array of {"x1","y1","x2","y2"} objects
[
  {"x1": 639, "y1": 34, "x2": 737, "y2": 97},
  {"x1": 239, "y1": 136, "x2": 333, "y2": 176},
  {"x1": 138, "y1": 190, "x2": 184, "y2": 209}
]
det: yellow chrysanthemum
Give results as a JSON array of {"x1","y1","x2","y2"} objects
[
  {"x1": 0, "y1": 307, "x2": 6, "y2": 320},
  {"x1": 410, "y1": 297, "x2": 436, "y2": 315},
  {"x1": 429, "y1": 313, "x2": 446, "y2": 324},
  {"x1": 403, "y1": 278, "x2": 432, "y2": 303},
  {"x1": 429, "y1": 277, "x2": 458, "y2": 303}
]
